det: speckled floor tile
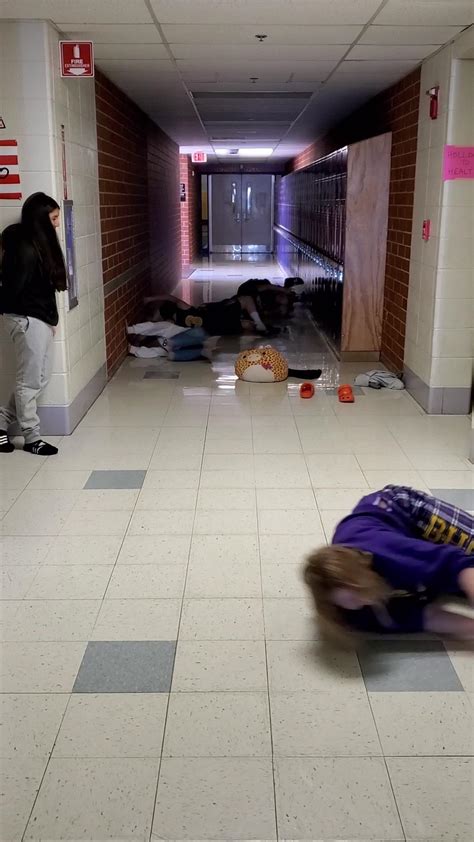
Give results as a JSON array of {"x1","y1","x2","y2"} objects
[
  {"x1": 0, "y1": 757, "x2": 47, "y2": 841},
  {"x1": 271, "y1": 691, "x2": 382, "y2": 756},
  {"x1": 387, "y1": 757, "x2": 474, "y2": 841},
  {"x1": 163, "y1": 692, "x2": 271, "y2": 757},
  {"x1": 266, "y1": 640, "x2": 363, "y2": 692},
  {"x1": 275, "y1": 757, "x2": 403, "y2": 841},
  {"x1": 1, "y1": 694, "x2": 69, "y2": 759},
  {"x1": 172, "y1": 640, "x2": 267, "y2": 692},
  {"x1": 24, "y1": 757, "x2": 158, "y2": 840},
  {"x1": 1, "y1": 642, "x2": 87, "y2": 693},
  {"x1": 179, "y1": 598, "x2": 264, "y2": 640},
  {"x1": 263, "y1": 598, "x2": 318, "y2": 640},
  {"x1": 370, "y1": 691, "x2": 474, "y2": 755},
  {"x1": 153, "y1": 757, "x2": 276, "y2": 840},
  {"x1": 53, "y1": 693, "x2": 168, "y2": 757}
]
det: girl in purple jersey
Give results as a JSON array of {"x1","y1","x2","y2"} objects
[{"x1": 304, "y1": 486, "x2": 474, "y2": 639}]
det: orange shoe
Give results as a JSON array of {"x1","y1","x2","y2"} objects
[
  {"x1": 338, "y1": 384, "x2": 355, "y2": 403},
  {"x1": 300, "y1": 382, "x2": 315, "y2": 399}
]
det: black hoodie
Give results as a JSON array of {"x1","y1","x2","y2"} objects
[{"x1": 0, "y1": 223, "x2": 59, "y2": 326}]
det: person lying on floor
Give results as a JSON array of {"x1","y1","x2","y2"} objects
[
  {"x1": 304, "y1": 485, "x2": 474, "y2": 640},
  {"x1": 127, "y1": 320, "x2": 217, "y2": 361},
  {"x1": 144, "y1": 292, "x2": 268, "y2": 334},
  {"x1": 237, "y1": 278, "x2": 297, "y2": 322}
]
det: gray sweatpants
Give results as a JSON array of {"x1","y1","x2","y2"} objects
[{"x1": 0, "y1": 315, "x2": 54, "y2": 444}]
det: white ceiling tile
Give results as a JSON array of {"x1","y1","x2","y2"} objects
[
  {"x1": 336, "y1": 59, "x2": 418, "y2": 75},
  {"x1": 58, "y1": 24, "x2": 162, "y2": 43},
  {"x1": 0, "y1": 0, "x2": 154, "y2": 24},
  {"x1": 161, "y1": 23, "x2": 362, "y2": 45},
  {"x1": 375, "y1": 1, "x2": 474, "y2": 26},
  {"x1": 93, "y1": 44, "x2": 169, "y2": 60},
  {"x1": 360, "y1": 24, "x2": 466, "y2": 45},
  {"x1": 170, "y1": 44, "x2": 347, "y2": 62},
  {"x1": 95, "y1": 59, "x2": 176, "y2": 76},
  {"x1": 348, "y1": 44, "x2": 439, "y2": 60},
  {"x1": 189, "y1": 81, "x2": 321, "y2": 93},
  {"x1": 150, "y1": 0, "x2": 383, "y2": 26},
  {"x1": 178, "y1": 61, "x2": 336, "y2": 83}
]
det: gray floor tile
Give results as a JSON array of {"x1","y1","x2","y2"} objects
[
  {"x1": 358, "y1": 641, "x2": 464, "y2": 692},
  {"x1": 430, "y1": 487, "x2": 474, "y2": 510},
  {"x1": 73, "y1": 641, "x2": 176, "y2": 693},
  {"x1": 84, "y1": 470, "x2": 147, "y2": 490}
]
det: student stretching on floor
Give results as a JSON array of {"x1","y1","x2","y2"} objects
[
  {"x1": 304, "y1": 485, "x2": 474, "y2": 640},
  {"x1": 144, "y1": 291, "x2": 268, "y2": 334}
]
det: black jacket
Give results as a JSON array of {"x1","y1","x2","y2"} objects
[{"x1": 0, "y1": 224, "x2": 59, "y2": 326}]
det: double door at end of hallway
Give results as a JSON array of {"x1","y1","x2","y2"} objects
[{"x1": 209, "y1": 174, "x2": 274, "y2": 254}]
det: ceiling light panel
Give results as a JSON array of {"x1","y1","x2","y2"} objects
[{"x1": 150, "y1": 0, "x2": 383, "y2": 26}]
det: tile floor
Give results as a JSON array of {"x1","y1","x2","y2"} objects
[{"x1": 1, "y1": 266, "x2": 473, "y2": 841}]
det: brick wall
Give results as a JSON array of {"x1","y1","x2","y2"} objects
[
  {"x1": 95, "y1": 70, "x2": 180, "y2": 376},
  {"x1": 179, "y1": 154, "x2": 200, "y2": 270},
  {"x1": 148, "y1": 125, "x2": 181, "y2": 296},
  {"x1": 291, "y1": 69, "x2": 421, "y2": 372}
]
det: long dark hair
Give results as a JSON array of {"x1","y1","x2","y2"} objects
[{"x1": 21, "y1": 192, "x2": 67, "y2": 292}]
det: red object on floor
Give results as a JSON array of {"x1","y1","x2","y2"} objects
[
  {"x1": 300, "y1": 382, "x2": 315, "y2": 399},
  {"x1": 338, "y1": 384, "x2": 355, "y2": 403}
]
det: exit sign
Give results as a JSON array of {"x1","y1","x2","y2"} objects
[
  {"x1": 192, "y1": 151, "x2": 207, "y2": 163},
  {"x1": 60, "y1": 42, "x2": 94, "y2": 77}
]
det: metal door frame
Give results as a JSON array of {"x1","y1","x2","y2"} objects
[{"x1": 208, "y1": 174, "x2": 274, "y2": 254}]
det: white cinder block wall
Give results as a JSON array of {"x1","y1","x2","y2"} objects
[
  {"x1": 0, "y1": 20, "x2": 106, "y2": 434},
  {"x1": 404, "y1": 26, "x2": 474, "y2": 415}
]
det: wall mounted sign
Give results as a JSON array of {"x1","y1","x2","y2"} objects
[
  {"x1": 180, "y1": 182, "x2": 186, "y2": 202},
  {"x1": 60, "y1": 41, "x2": 94, "y2": 77},
  {"x1": 192, "y1": 151, "x2": 207, "y2": 163},
  {"x1": 442, "y1": 145, "x2": 474, "y2": 181},
  {"x1": 0, "y1": 139, "x2": 22, "y2": 200},
  {"x1": 63, "y1": 200, "x2": 78, "y2": 309}
]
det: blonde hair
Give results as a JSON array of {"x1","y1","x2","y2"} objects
[{"x1": 303, "y1": 545, "x2": 392, "y2": 642}]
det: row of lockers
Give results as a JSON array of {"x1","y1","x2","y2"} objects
[
  {"x1": 275, "y1": 227, "x2": 344, "y2": 350},
  {"x1": 275, "y1": 147, "x2": 348, "y2": 265}
]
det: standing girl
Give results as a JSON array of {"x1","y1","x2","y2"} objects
[{"x1": 0, "y1": 192, "x2": 67, "y2": 455}]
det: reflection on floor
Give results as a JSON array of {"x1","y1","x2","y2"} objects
[
  {"x1": 182, "y1": 257, "x2": 342, "y2": 387},
  {"x1": 1, "y1": 257, "x2": 473, "y2": 841}
]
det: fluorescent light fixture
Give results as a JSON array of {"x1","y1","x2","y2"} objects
[
  {"x1": 238, "y1": 148, "x2": 273, "y2": 156},
  {"x1": 213, "y1": 147, "x2": 274, "y2": 157}
]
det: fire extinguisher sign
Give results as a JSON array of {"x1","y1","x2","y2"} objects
[{"x1": 60, "y1": 42, "x2": 94, "y2": 78}]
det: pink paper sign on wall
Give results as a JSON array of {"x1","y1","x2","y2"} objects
[{"x1": 442, "y1": 145, "x2": 474, "y2": 181}]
